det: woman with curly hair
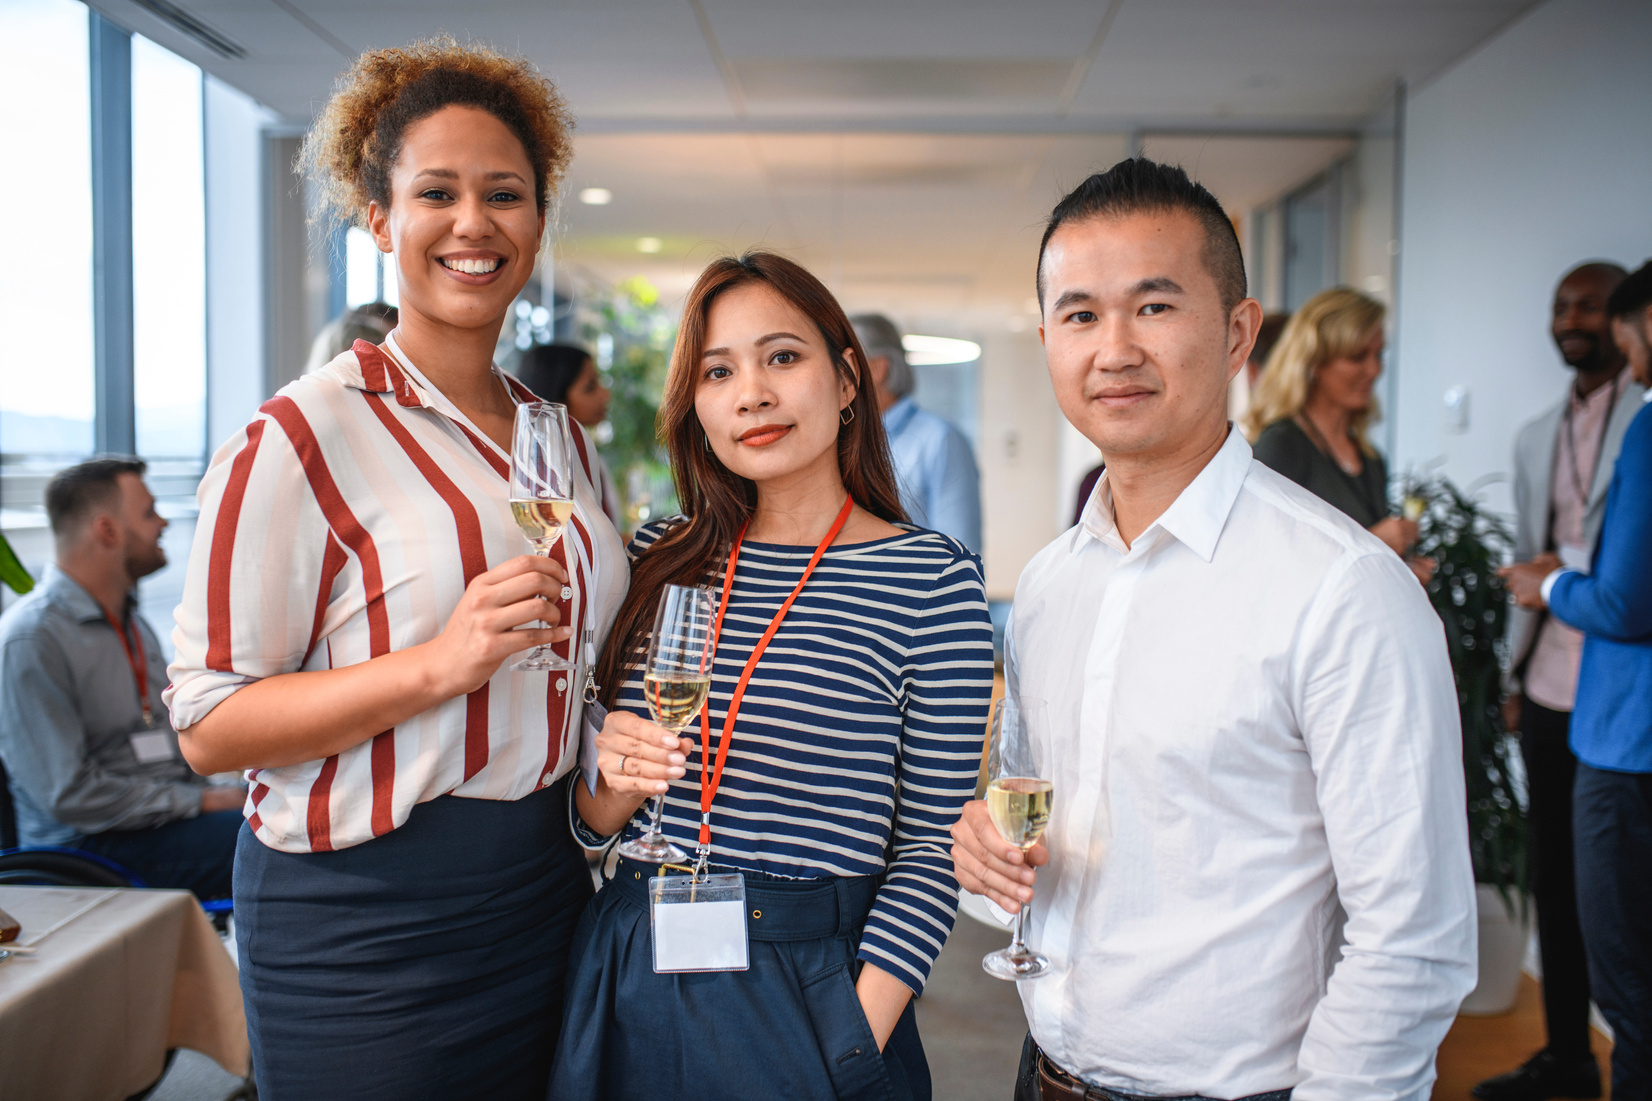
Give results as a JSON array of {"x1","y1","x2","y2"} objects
[{"x1": 163, "y1": 40, "x2": 627, "y2": 1099}]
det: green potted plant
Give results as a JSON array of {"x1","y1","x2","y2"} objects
[
  {"x1": 1404, "y1": 475, "x2": 1529, "y2": 1014},
  {"x1": 0, "y1": 533, "x2": 32, "y2": 595},
  {"x1": 580, "y1": 275, "x2": 678, "y2": 534}
]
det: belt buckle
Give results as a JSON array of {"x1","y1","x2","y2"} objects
[{"x1": 1037, "y1": 1050, "x2": 1092, "y2": 1101}]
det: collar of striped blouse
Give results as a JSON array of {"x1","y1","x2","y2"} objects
[{"x1": 694, "y1": 495, "x2": 856, "y2": 873}]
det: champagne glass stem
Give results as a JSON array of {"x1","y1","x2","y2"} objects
[
  {"x1": 1010, "y1": 900, "x2": 1031, "y2": 955},
  {"x1": 645, "y1": 793, "x2": 665, "y2": 837}
]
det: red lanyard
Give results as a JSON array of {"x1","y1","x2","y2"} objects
[
  {"x1": 105, "y1": 610, "x2": 154, "y2": 727},
  {"x1": 695, "y1": 496, "x2": 854, "y2": 853}
]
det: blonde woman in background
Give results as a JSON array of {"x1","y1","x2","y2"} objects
[{"x1": 1244, "y1": 287, "x2": 1434, "y2": 583}]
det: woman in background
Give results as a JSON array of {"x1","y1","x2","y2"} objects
[
  {"x1": 165, "y1": 40, "x2": 626, "y2": 1099},
  {"x1": 1244, "y1": 286, "x2": 1434, "y2": 583},
  {"x1": 517, "y1": 343, "x2": 621, "y2": 523},
  {"x1": 551, "y1": 251, "x2": 994, "y2": 1101}
]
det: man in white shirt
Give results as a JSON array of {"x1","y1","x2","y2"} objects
[{"x1": 950, "y1": 158, "x2": 1477, "y2": 1101}]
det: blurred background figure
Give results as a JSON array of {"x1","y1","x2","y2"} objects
[
  {"x1": 1479, "y1": 260, "x2": 1638, "y2": 1101},
  {"x1": 303, "y1": 301, "x2": 399, "y2": 375},
  {"x1": 1244, "y1": 287, "x2": 1434, "y2": 583},
  {"x1": 850, "y1": 313, "x2": 982, "y2": 553},
  {"x1": 0, "y1": 458, "x2": 242, "y2": 899},
  {"x1": 1498, "y1": 259, "x2": 1652, "y2": 1101},
  {"x1": 515, "y1": 343, "x2": 620, "y2": 524}
]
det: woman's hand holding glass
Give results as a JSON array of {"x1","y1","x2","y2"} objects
[
  {"x1": 422, "y1": 554, "x2": 572, "y2": 698},
  {"x1": 594, "y1": 711, "x2": 694, "y2": 799}
]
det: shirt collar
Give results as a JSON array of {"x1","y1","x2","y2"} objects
[
  {"x1": 1077, "y1": 427, "x2": 1252, "y2": 564},
  {"x1": 882, "y1": 396, "x2": 919, "y2": 433},
  {"x1": 41, "y1": 566, "x2": 134, "y2": 624},
  {"x1": 1572, "y1": 366, "x2": 1631, "y2": 413}
]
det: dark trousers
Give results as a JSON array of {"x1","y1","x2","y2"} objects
[
  {"x1": 1574, "y1": 763, "x2": 1652, "y2": 1101},
  {"x1": 80, "y1": 807, "x2": 242, "y2": 900},
  {"x1": 1518, "y1": 698, "x2": 1594, "y2": 1059}
]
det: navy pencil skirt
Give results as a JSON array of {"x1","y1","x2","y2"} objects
[
  {"x1": 234, "y1": 782, "x2": 593, "y2": 1101},
  {"x1": 549, "y1": 858, "x2": 930, "y2": 1101}
]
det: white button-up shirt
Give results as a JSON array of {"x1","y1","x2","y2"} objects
[{"x1": 1005, "y1": 428, "x2": 1476, "y2": 1101}]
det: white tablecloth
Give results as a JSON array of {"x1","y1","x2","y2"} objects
[{"x1": 0, "y1": 886, "x2": 248, "y2": 1101}]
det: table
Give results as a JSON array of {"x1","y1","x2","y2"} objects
[{"x1": 0, "y1": 886, "x2": 249, "y2": 1101}]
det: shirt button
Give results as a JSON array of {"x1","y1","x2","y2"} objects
[
  {"x1": 561, "y1": 585, "x2": 574, "y2": 601},
  {"x1": 555, "y1": 677, "x2": 568, "y2": 693},
  {"x1": 542, "y1": 771, "x2": 554, "y2": 787}
]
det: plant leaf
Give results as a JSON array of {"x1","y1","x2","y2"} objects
[{"x1": 0, "y1": 532, "x2": 34, "y2": 595}]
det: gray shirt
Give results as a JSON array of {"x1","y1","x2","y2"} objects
[{"x1": 0, "y1": 568, "x2": 202, "y2": 846}]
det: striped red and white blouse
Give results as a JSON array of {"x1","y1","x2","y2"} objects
[{"x1": 164, "y1": 334, "x2": 629, "y2": 854}]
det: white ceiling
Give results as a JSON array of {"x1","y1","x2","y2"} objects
[{"x1": 88, "y1": 0, "x2": 1539, "y2": 327}]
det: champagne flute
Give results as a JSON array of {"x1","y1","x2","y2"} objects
[
  {"x1": 510, "y1": 402, "x2": 577, "y2": 672},
  {"x1": 617, "y1": 584, "x2": 715, "y2": 864},
  {"x1": 982, "y1": 696, "x2": 1054, "y2": 981}
]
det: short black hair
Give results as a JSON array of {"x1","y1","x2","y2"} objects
[
  {"x1": 1607, "y1": 260, "x2": 1652, "y2": 320},
  {"x1": 44, "y1": 457, "x2": 146, "y2": 538},
  {"x1": 515, "y1": 343, "x2": 593, "y2": 404},
  {"x1": 1037, "y1": 157, "x2": 1247, "y2": 313}
]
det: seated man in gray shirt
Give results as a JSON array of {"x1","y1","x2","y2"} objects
[{"x1": 0, "y1": 458, "x2": 242, "y2": 898}]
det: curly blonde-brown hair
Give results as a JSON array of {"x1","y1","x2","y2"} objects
[{"x1": 299, "y1": 37, "x2": 574, "y2": 231}]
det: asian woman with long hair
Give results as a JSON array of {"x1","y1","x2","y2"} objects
[{"x1": 549, "y1": 252, "x2": 994, "y2": 1100}]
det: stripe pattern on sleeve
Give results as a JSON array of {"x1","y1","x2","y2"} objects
[
  {"x1": 165, "y1": 339, "x2": 629, "y2": 853},
  {"x1": 600, "y1": 520, "x2": 995, "y2": 992}
]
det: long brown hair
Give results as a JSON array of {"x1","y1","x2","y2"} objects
[{"x1": 593, "y1": 251, "x2": 906, "y2": 705}]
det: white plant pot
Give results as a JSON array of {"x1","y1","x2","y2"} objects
[{"x1": 1459, "y1": 883, "x2": 1532, "y2": 1016}]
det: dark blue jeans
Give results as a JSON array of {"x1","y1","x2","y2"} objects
[
  {"x1": 1574, "y1": 763, "x2": 1652, "y2": 1101},
  {"x1": 80, "y1": 808, "x2": 242, "y2": 900}
]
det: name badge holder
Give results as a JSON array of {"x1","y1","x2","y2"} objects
[
  {"x1": 644, "y1": 496, "x2": 854, "y2": 977},
  {"x1": 649, "y1": 863, "x2": 749, "y2": 973}
]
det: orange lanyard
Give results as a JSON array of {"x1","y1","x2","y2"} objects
[
  {"x1": 695, "y1": 496, "x2": 854, "y2": 855},
  {"x1": 105, "y1": 610, "x2": 154, "y2": 727}
]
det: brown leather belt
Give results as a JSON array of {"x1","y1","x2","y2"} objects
[
  {"x1": 1034, "y1": 1045, "x2": 1293, "y2": 1101},
  {"x1": 1036, "y1": 1047, "x2": 1107, "y2": 1101}
]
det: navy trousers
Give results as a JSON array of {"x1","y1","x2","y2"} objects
[
  {"x1": 550, "y1": 858, "x2": 930, "y2": 1101},
  {"x1": 1574, "y1": 763, "x2": 1652, "y2": 1101},
  {"x1": 235, "y1": 784, "x2": 592, "y2": 1101},
  {"x1": 81, "y1": 807, "x2": 241, "y2": 899}
]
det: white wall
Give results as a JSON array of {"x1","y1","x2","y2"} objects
[
  {"x1": 978, "y1": 329, "x2": 1067, "y2": 600},
  {"x1": 1393, "y1": 0, "x2": 1652, "y2": 516}
]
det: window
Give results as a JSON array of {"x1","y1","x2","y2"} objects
[
  {"x1": 0, "y1": 0, "x2": 95, "y2": 466},
  {"x1": 345, "y1": 226, "x2": 399, "y2": 309},
  {"x1": 131, "y1": 33, "x2": 206, "y2": 461}
]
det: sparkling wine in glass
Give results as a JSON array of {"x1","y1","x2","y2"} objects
[
  {"x1": 618, "y1": 584, "x2": 715, "y2": 864},
  {"x1": 982, "y1": 696, "x2": 1054, "y2": 981},
  {"x1": 510, "y1": 402, "x2": 577, "y2": 672}
]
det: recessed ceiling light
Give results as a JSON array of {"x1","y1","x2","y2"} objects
[
  {"x1": 902, "y1": 334, "x2": 981, "y2": 365},
  {"x1": 579, "y1": 187, "x2": 612, "y2": 205},
  {"x1": 636, "y1": 237, "x2": 662, "y2": 254}
]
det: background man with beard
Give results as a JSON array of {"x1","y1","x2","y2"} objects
[
  {"x1": 0, "y1": 458, "x2": 242, "y2": 898},
  {"x1": 1478, "y1": 262, "x2": 1642, "y2": 1101}
]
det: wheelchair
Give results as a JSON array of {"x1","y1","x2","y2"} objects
[{"x1": 0, "y1": 762, "x2": 234, "y2": 929}]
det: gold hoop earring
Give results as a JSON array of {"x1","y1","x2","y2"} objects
[{"x1": 840, "y1": 406, "x2": 855, "y2": 426}]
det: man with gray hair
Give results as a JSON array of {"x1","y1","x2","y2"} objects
[{"x1": 850, "y1": 313, "x2": 983, "y2": 552}]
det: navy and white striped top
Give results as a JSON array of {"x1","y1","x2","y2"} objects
[{"x1": 582, "y1": 518, "x2": 995, "y2": 992}]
